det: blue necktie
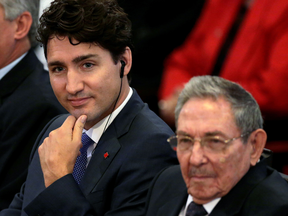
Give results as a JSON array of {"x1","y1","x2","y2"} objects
[
  {"x1": 186, "y1": 201, "x2": 207, "y2": 216},
  {"x1": 72, "y1": 133, "x2": 94, "y2": 184}
]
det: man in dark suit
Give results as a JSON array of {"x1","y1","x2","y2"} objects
[
  {"x1": 145, "y1": 76, "x2": 288, "y2": 216},
  {"x1": 0, "y1": 0, "x2": 66, "y2": 210},
  {"x1": 0, "y1": 0, "x2": 177, "y2": 215}
]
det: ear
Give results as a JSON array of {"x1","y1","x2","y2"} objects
[
  {"x1": 120, "y1": 47, "x2": 132, "y2": 77},
  {"x1": 14, "y1": 11, "x2": 32, "y2": 41},
  {"x1": 248, "y1": 129, "x2": 267, "y2": 166}
]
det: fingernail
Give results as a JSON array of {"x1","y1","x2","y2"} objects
[{"x1": 80, "y1": 115, "x2": 87, "y2": 124}]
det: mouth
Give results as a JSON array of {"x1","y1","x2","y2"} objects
[
  {"x1": 68, "y1": 97, "x2": 91, "y2": 107},
  {"x1": 189, "y1": 175, "x2": 214, "y2": 183},
  {"x1": 188, "y1": 170, "x2": 216, "y2": 181},
  {"x1": 191, "y1": 175, "x2": 212, "y2": 179}
]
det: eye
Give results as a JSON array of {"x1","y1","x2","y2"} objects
[
  {"x1": 209, "y1": 138, "x2": 223, "y2": 144},
  {"x1": 178, "y1": 136, "x2": 192, "y2": 144},
  {"x1": 177, "y1": 135, "x2": 193, "y2": 151},
  {"x1": 204, "y1": 136, "x2": 226, "y2": 151},
  {"x1": 50, "y1": 66, "x2": 65, "y2": 73},
  {"x1": 83, "y1": 62, "x2": 94, "y2": 69}
]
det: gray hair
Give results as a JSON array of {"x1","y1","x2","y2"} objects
[
  {"x1": 0, "y1": 0, "x2": 39, "y2": 47},
  {"x1": 175, "y1": 76, "x2": 263, "y2": 143}
]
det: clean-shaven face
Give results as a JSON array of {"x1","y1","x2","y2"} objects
[{"x1": 47, "y1": 36, "x2": 122, "y2": 129}]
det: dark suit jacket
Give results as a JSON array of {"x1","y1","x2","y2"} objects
[
  {"x1": 0, "y1": 89, "x2": 178, "y2": 216},
  {"x1": 0, "y1": 50, "x2": 66, "y2": 210},
  {"x1": 145, "y1": 158, "x2": 288, "y2": 216}
]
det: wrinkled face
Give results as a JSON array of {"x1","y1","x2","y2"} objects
[
  {"x1": 47, "y1": 36, "x2": 122, "y2": 129},
  {"x1": 0, "y1": 5, "x2": 17, "y2": 69},
  {"x1": 177, "y1": 97, "x2": 252, "y2": 204}
]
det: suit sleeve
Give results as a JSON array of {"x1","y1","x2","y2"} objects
[{"x1": 24, "y1": 175, "x2": 94, "y2": 216}]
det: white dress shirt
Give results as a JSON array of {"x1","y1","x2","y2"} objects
[{"x1": 179, "y1": 195, "x2": 221, "y2": 216}]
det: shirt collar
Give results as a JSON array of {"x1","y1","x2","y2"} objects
[
  {"x1": 0, "y1": 52, "x2": 27, "y2": 80},
  {"x1": 184, "y1": 195, "x2": 221, "y2": 215}
]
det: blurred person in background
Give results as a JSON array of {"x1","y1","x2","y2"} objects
[{"x1": 0, "y1": 0, "x2": 66, "y2": 209}]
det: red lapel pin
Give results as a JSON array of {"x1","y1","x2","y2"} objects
[{"x1": 104, "y1": 152, "x2": 109, "y2": 159}]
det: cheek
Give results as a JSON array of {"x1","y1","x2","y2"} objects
[
  {"x1": 50, "y1": 76, "x2": 65, "y2": 96},
  {"x1": 177, "y1": 152, "x2": 191, "y2": 183},
  {"x1": 215, "y1": 151, "x2": 250, "y2": 191}
]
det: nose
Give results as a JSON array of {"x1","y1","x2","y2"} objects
[
  {"x1": 189, "y1": 141, "x2": 207, "y2": 166},
  {"x1": 66, "y1": 70, "x2": 84, "y2": 95}
]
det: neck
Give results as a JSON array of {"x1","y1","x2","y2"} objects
[
  {"x1": 4, "y1": 39, "x2": 31, "y2": 68},
  {"x1": 114, "y1": 78, "x2": 130, "y2": 110},
  {"x1": 83, "y1": 81, "x2": 130, "y2": 130}
]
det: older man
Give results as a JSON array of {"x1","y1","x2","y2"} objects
[
  {"x1": 145, "y1": 75, "x2": 288, "y2": 216},
  {"x1": 0, "y1": 0, "x2": 66, "y2": 209}
]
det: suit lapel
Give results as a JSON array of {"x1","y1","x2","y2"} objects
[
  {"x1": 80, "y1": 126, "x2": 121, "y2": 194},
  {"x1": 80, "y1": 90, "x2": 145, "y2": 194},
  {"x1": 157, "y1": 193, "x2": 187, "y2": 216}
]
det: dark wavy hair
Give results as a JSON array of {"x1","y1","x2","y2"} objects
[{"x1": 36, "y1": 0, "x2": 132, "y2": 63}]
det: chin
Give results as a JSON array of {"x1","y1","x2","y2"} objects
[
  {"x1": 189, "y1": 188, "x2": 217, "y2": 203},
  {"x1": 70, "y1": 111, "x2": 83, "y2": 119}
]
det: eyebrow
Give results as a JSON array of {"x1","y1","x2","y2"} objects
[
  {"x1": 72, "y1": 54, "x2": 99, "y2": 64},
  {"x1": 48, "y1": 54, "x2": 99, "y2": 67},
  {"x1": 48, "y1": 60, "x2": 63, "y2": 68},
  {"x1": 176, "y1": 130, "x2": 226, "y2": 137},
  {"x1": 176, "y1": 131, "x2": 190, "y2": 136},
  {"x1": 204, "y1": 131, "x2": 225, "y2": 137}
]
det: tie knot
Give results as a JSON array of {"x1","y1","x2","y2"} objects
[
  {"x1": 186, "y1": 201, "x2": 207, "y2": 216},
  {"x1": 80, "y1": 133, "x2": 94, "y2": 152}
]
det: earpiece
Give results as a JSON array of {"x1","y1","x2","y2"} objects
[
  {"x1": 120, "y1": 60, "x2": 125, "y2": 78},
  {"x1": 103, "y1": 60, "x2": 125, "y2": 133}
]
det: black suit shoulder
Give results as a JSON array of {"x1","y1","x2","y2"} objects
[
  {"x1": 0, "y1": 50, "x2": 66, "y2": 210},
  {"x1": 145, "y1": 165, "x2": 187, "y2": 216},
  {"x1": 211, "y1": 161, "x2": 288, "y2": 216},
  {"x1": 238, "y1": 167, "x2": 288, "y2": 216}
]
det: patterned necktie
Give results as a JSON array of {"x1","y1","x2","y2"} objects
[
  {"x1": 186, "y1": 201, "x2": 207, "y2": 216},
  {"x1": 72, "y1": 133, "x2": 94, "y2": 184}
]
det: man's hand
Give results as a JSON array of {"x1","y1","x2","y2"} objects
[{"x1": 38, "y1": 115, "x2": 87, "y2": 187}]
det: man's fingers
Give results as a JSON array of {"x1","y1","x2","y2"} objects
[
  {"x1": 73, "y1": 115, "x2": 87, "y2": 141},
  {"x1": 62, "y1": 115, "x2": 77, "y2": 132}
]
